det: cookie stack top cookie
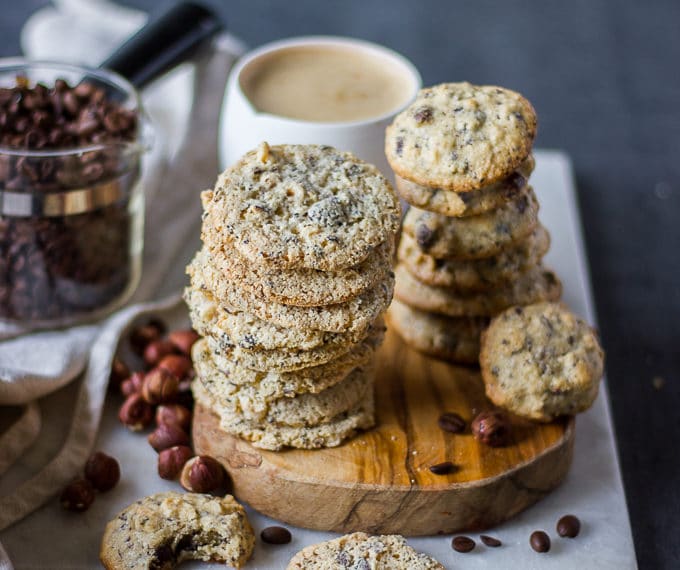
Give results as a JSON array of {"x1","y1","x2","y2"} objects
[
  {"x1": 385, "y1": 82, "x2": 537, "y2": 192},
  {"x1": 204, "y1": 142, "x2": 401, "y2": 271},
  {"x1": 385, "y1": 82, "x2": 560, "y2": 365},
  {"x1": 186, "y1": 142, "x2": 399, "y2": 450}
]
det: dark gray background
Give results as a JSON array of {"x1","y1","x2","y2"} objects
[{"x1": 2, "y1": 1, "x2": 678, "y2": 567}]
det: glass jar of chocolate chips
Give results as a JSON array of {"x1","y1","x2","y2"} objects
[{"x1": 0, "y1": 60, "x2": 148, "y2": 328}]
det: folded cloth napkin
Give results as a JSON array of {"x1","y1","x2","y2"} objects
[{"x1": 0, "y1": 0, "x2": 244, "y2": 552}]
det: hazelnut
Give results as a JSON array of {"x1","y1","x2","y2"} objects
[
  {"x1": 158, "y1": 445, "x2": 193, "y2": 480},
  {"x1": 109, "y1": 357, "x2": 130, "y2": 392},
  {"x1": 148, "y1": 423, "x2": 190, "y2": 452},
  {"x1": 180, "y1": 455, "x2": 228, "y2": 493},
  {"x1": 84, "y1": 451, "x2": 120, "y2": 492},
  {"x1": 143, "y1": 339, "x2": 176, "y2": 367},
  {"x1": 157, "y1": 354, "x2": 192, "y2": 380},
  {"x1": 471, "y1": 410, "x2": 511, "y2": 447},
  {"x1": 142, "y1": 368, "x2": 179, "y2": 405},
  {"x1": 129, "y1": 319, "x2": 165, "y2": 355},
  {"x1": 120, "y1": 371, "x2": 145, "y2": 397},
  {"x1": 60, "y1": 478, "x2": 95, "y2": 512},
  {"x1": 119, "y1": 393, "x2": 154, "y2": 431},
  {"x1": 156, "y1": 404, "x2": 192, "y2": 431},
  {"x1": 168, "y1": 329, "x2": 200, "y2": 355}
]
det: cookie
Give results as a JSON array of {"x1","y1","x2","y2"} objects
[
  {"x1": 188, "y1": 248, "x2": 394, "y2": 335},
  {"x1": 185, "y1": 286, "x2": 367, "y2": 352},
  {"x1": 194, "y1": 345, "x2": 375, "y2": 426},
  {"x1": 394, "y1": 263, "x2": 562, "y2": 317},
  {"x1": 195, "y1": 327, "x2": 379, "y2": 393},
  {"x1": 480, "y1": 302, "x2": 604, "y2": 421},
  {"x1": 401, "y1": 185, "x2": 539, "y2": 260},
  {"x1": 195, "y1": 386, "x2": 374, "y2": 451},
  {"x1": 203, "y1": 318, "x2": 385, "y2": 373},
  {"x1": 398, "y1": 225, "x2": 550, "y2": 291},
  {"x1": 387, "y1": 299, "x2": 487, "y2": 364},
  {"x1": 100, "y1": 492, "x2": 254, "y2": 570},
  {"x1": 202, "y1": 142, "x2": 401, "y2": 271},
  {"x1": 385, "y1": 82, "x2": 537, "y2": 191},
  {"x1": 395, "y1": 155, "x2": 535, "y2": 217},
  {"x1": 286, "y1": 532, "x2": 444, "y2": 569},
  {"x1": 202, "y1": 231, "x2": 394, "y2": 306}
]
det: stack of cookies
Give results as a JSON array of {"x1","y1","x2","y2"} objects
[
  {"x1": 185, "y1": 143, "x2": 400, "y2": 450},
  {"x1": 384, "y1": 82, "x2": 561, "y2": 364}
]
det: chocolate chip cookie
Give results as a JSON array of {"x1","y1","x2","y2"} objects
[
  {"x1": 286, "y1": 532, "x2": 444, "y2": 569},
  {"x1": 394, "y1": 263, "x2": 562, "y2": 317},
  {"x1": 395, "y1": 155, "x2": 535, "y2": 217},
  {"x1": 480, "y1": 302, "x2": 604, "y2": 421},
  {"x1": 398, "y1": 225, "x2": 550, "y2": 290},
  {"x1": 202, "y1": 142, "x2": 401, "y2": 271},
  {"x1": 188, "y1": 247, "x2": 393, "y2": 335},
  {"x1": 385, "y1": 82, "x2": 537, "y2": 192},
  {"x1": 194, "y1": 383, "x2": 375, "y2": 451},
  {"x1": 401, "y1": 185, "x2": 539, "y2": 260},
  {"x1": 387, "y1": 299, "x2": 488, "y2": 364},
  {"x1": 100, "y1": 492, "x2": 254, "y2": 569}
]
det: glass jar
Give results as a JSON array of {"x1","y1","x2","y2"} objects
[{"x1": 0, "y1": 60, "x2": 148, "y2": 329}]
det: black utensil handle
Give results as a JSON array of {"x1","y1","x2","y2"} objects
[{"x1": 100, "y1": 1, "x2": 224, "y2": 88}]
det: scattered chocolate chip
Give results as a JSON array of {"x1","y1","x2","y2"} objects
[
  {"x1": 261, "y1": 526, "x2": 292, "y2": 545},
  {"x1": 415, "y1": 224, "x2": 435, "y2": 249},
  {"x1": 395, "y1": 136, "x2": 404, "y2": 156},
  {"x1": 437, "y1": 412, "x2": 465, "y2": 433},
  {"x1": 530, "y1": 530, "x2": 551, "y2": 553},
  {"x1": 471, "y1": 410, "x2": 510, "y2": 447},
  {"x1": 413, "y1": 106, "x2": 433, "y2": 124},
  {"x1": 429, "y1": 461, "x2": 457, "y2": 475},
  {"x1": 480, "y1": 535, "x2": 502, "y2": 547},
  {"x1": 451, "y1": 536, "x2": 475, "y2": 553},
  {"x1": 556, "y1": 514, "x2": 581, "y2": 538}
]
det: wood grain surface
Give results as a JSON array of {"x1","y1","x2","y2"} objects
[{"x1": 193, "y1": 327, "x2": 575, "y2": 535}]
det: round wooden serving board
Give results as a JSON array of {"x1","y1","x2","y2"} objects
[{"x1": 193, "y1": 328, "x2": 575, "y2": 536}]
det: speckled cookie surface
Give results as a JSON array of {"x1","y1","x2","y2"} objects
[
  {"x1": 99, "y1": 492, "x2": 254, "y2": 570},
  {"x1": 202, "y1": 232, "x2": 394, "y2": 306},
  {"x1": 188, "y1": 248, "x2": 394, "y2": 335},
  {"x1": 185, "y1": 286, "x2": 367, "y2": 353},
  {"x1": 286, "y1": 532, "x2": 444, "y2": 570},
  {"x1": 480, "y1": 302, "x2": 604, "y2": 421},
  {"x1": 195, "y1": 387, "x2": 374, "y2": 451},
  {"x1": 401, "y1": 185, "x2": 539, "y2": 260},
  {"x1": 194, "y1": 343, "x2": 374, "y2": 426},
  {"x1": 387, "y1": 299, "x2": 487, "y2": 364},
  {"x1": 385, "y1": 82, "x2": 537, "y2": 191},
  {"x1": 202, "y1": 142, "x2": 401, "y2": 271},
  {"x1": 394, "y1": 263, "x2": 562, "y2": 317},
  {"x1": 198, "y1": 328, "x2": 380, "y2": 391},
  {"x1": 398, "y1": 225, "x2": 550, "y2": 290},
  {"x1": 395, "y1": 155, "x2": 535, "y2": 217}
]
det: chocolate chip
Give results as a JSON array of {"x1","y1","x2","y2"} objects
[
  {"x1": 413, "y1": 106, "x2": 433, "y2": 124},
  {"x1": 480, "y1": 535, "x2": 502, "y2": 547},
  {"x1": 556, "y1": 514, "x2": 581, "y2": 538},
  {"x1": 437, "y1": 412, "x2": 465, "y2": 433},
  {"x1": 451, "y1": 536, "x2": 475, "y2": 553},
  {"x1": 415, "y1": 224, "x2": 435, "y2": 249},
  {"x1": 395, "y1": 136, "x2": 404, "y2": 156},
  {"x1": 429, "y1": 461, "x2": 457, "y2": 475},
  {"x1": 515, "y1": 195, "x2": 529, "y2": 214},
  {"x1": 530, "y1": 530, "x2": 551, "y2": 553},
  {"x1": 261, "y1": 526, "x2": 292, "y2": 544}
]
